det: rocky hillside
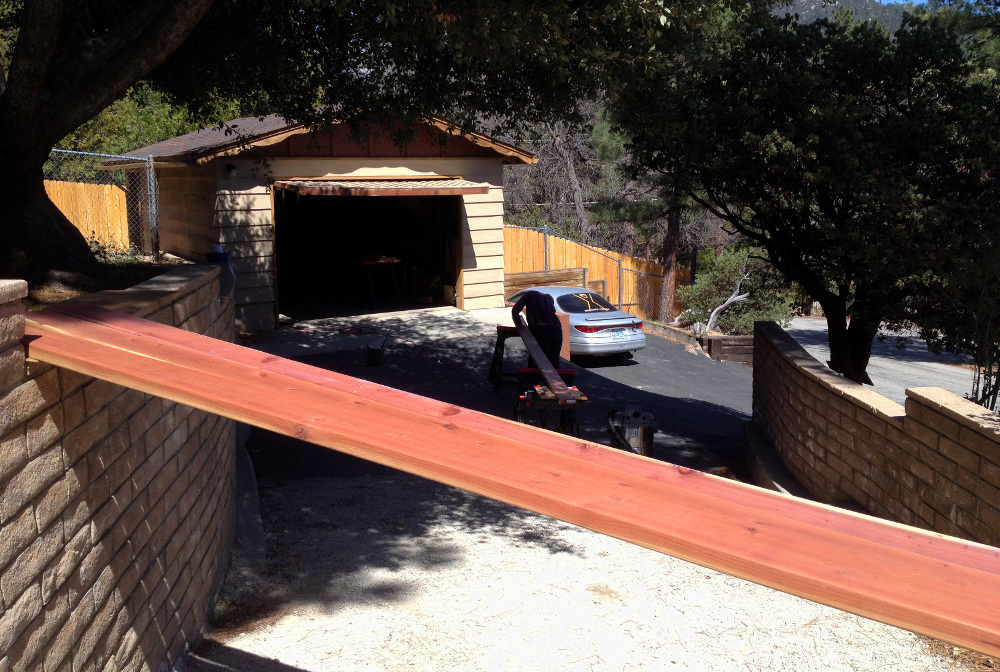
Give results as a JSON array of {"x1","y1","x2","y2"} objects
[{"x1": 779, "y1": 0, "x2": 910, "y2": 30}]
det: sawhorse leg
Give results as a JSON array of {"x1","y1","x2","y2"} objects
[{"x1": 489, "y1": 325, "x2": 518, "y2": 391}]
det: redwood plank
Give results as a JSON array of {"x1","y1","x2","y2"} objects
[
  {"x1": 22, "y1": 306, "x2": 1000, "y2": 657},
  {"x1": 33, "y1": 304, "x2": 1000, "y2": 572},
  {"x1": 512, "y1": 313, "x2": 575, "y2": 403}
]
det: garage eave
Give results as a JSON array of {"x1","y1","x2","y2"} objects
[{"x1": 273, "y1": 178, "x2": 492, "y2": 197}]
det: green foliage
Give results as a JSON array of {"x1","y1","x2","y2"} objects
[
  {"x1": 918, "y1": 0, "x2": 1000, "y2": 72},
  {"x1": 154, "y1": 1, "x2": 670, "y2": 138},
  {"x1": 609, "y1": 6, "x2": 1000, "y2": 380},
  {"x1": 676, "y1": 246, "x2": 795, "y2": 335},
  {"x1": 909, "y1": 222, "x2": 1000, "y2": 409},
  {"x1": 782, "y1": 0, "x2": 908, "y2": 30},
  {"x1": 56, "y1": 84, "x2": 226, "y2": 155}
]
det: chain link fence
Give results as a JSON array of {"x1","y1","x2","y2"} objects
[
  {"x1": 624, "y1": 266, "x2": 663, "y2": 321},
  {"x1": 44, "y1": 149, "x2": 159, "y2": 258}
]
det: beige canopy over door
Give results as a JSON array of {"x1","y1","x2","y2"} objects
[{"x1": 272, "y1": 178, "x2": 490, "y2": 197}]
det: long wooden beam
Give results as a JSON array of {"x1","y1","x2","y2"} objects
[
  {"x1": 23, "y1": 303, "x2": 1000, "y2": 657},
  {"x1": 512, "y1": 313, "x2": 575, "y2": 403}
]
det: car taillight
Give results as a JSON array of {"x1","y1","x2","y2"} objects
[{"x1": 574, "y1": 323, "x2": 642, "y2": 333}]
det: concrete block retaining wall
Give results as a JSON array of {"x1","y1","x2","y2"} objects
[
  {"x1": 0, "y1": 266, "x2": 237, "y2": 671},
  {"x1": 753, "y1": 321, "x2": 1000, "y2": 547}
]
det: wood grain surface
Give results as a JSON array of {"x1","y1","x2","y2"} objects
[{"x1": 24, "y1": 302, "x2": 1000, "y2": 657}]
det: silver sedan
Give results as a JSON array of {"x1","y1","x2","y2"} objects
[{"x1": 508, "y1": 286, "x2": 646, "y2": 357}]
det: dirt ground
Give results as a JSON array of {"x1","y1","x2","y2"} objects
[{"x1": 179, "y1": 310, "x2": 992, "y2": 672}]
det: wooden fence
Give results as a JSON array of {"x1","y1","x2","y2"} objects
[
  {"x1": 45, "y1": 180, "x2": 130, "y2": 251},
  {"x1": 503, "y1": 226, "x2": 690, "y2": 319}
]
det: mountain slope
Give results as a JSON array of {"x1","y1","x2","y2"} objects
[{"x1": 779, "y1": 0, "x2": 909, "y2": 29}]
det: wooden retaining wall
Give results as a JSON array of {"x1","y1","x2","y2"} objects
[
  {"x1": 701, "y1": 334, "x2": 755, "y2": 366},
  {"x1": 0, "y1": 267, "x2": 237, "y2": 671}
]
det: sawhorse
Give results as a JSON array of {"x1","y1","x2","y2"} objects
[
  {"x1": 488, "y1": 325, "x2": 520, "y2": 391},
  {"x1": 514, "y1": 367, "x2": 588, "y2": 436}
]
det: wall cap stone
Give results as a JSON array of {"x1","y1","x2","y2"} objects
[
  {"x1": 60, "y1": 265, "x2": 221, "y2": 318},
  {"x1": 0, "y1": 280, "x2": 28, "y2": 304},
  {"x1": 756, "y1": 321, "x2": 905, "y2": 424},
  {"x1": 906, "y1": 387, "x2": 1000, "y2": 443}
]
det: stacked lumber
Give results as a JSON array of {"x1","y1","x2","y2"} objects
[{"x1": 503, "y1": 268, "x2": 588, "y2": 299}]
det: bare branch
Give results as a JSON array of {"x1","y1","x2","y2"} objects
[{"x1": 705, "y1": 267, "x2": 751, "y2": 332}]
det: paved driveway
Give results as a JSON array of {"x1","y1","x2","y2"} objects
[
  {"x1": 247, "y1": 306, "x2": 753, "y2": 477},
  {"x1": 783, "y1": 317, "x2": 974, "y2": 406}
]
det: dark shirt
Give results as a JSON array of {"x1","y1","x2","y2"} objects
[{"x1": 512, "y1": 290, "x2": 560, "y2": 328}]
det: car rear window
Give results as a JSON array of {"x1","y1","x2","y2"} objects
[{"x1": 556, "y1": 292, "x2": 616, "y2": 313}]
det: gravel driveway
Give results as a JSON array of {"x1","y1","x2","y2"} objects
[{"x1": 182, "y1": 308, "x2": 970, "y2": 672}]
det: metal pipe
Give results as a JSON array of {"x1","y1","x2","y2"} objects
[{"x1": 544, "y1": 227, "x2": 549, "y2": 271}]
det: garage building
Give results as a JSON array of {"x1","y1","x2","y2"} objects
[{"x1": 125, "y1": 116, "x2": 535, "y2": 331}]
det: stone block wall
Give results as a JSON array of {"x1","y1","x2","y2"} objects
[
  {"x1": 0, "y1": 265, "x2": 238, "y2": 671},
  {"x1": 753, "y1": 321, "x2": 1000, "y2": 547}
]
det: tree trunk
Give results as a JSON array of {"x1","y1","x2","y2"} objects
[
  {"x1": 0, "y1": 0, "x2": 219, "y2": 282},
  {"x1": 0, "y1": 159, "x2": 98, "y2": 282},
  {"x1": 658, "y1": 208, "x2": 681, "y2": 323},
  {"x1": 819, "y1": 296, "x2": 877, "y2": 385},
  {"x1": 548, "y1": 122, "x2": 592, "y2": 241}
]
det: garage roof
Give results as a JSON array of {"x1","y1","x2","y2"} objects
[
  {"x1": 273, "y1": 178, "x2": 491, "y2": 197},
  {"x1": 120, "y1": 115, "x2": 536, "y2": 165}
]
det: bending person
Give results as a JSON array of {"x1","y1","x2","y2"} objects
[{"x1": 512, "y1": 290, "x2": 563, "y2": 367}]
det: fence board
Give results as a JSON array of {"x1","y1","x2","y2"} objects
[{"x1": 45, "y1": 180, "x2": 130, "y2": 250}]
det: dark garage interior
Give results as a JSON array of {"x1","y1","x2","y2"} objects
[{"x1": 274, "y1": 192, "x2": 463, "y2": 319}]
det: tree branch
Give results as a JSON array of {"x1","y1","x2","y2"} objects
[
  {"x1": 41, "y1": 0, "x2": 217, "y2": 144},
  {"x1": 705, "y1": 267, "x2": 750, "y2": 332},
  {"x1": 0, "y1": 0, "x2": 64, "y2": 143}
]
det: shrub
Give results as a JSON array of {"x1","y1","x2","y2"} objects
[{"x1": 676, "y1": 245, "x2": 795, "y2": 334}]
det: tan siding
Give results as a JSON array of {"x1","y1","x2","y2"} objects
[
  {"x1": 155, "y1": 165, "x2": 217, "y2": 260},
  {"x1": 463, "y1": 201, "x2": 505, "y2": 218},
  {"x1": 461, "y1": 281, "x2": 505, "y2": 300},
  {"x1": 216, "y1": 209, "x2": 273, "y2": 228},
  {"x1": 219, "y1": 225, "x2": 274, "y2": 245},
  {"x1": 461, "y1": 268, "x2": 505, "y2": 284},
  {"x1": 461, "y1": 294, "x2": 505, "y2": 310},
  {"x1": 467, "y1": 225, "x2": 504, "y2": 245},
  {"x1": 216, "y1": 192, "x2": 271, "y2": 212},
  {"x1": 464, "y1": 242, "x2": 505, "y2": 259}
]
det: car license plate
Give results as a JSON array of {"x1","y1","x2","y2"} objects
[{"x1": 611, "y1": 329, "x2": 626, "y2": 339}]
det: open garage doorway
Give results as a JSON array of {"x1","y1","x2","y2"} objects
[{"x1": 274, "y1": 192, "x2": 463, "y2": 319}]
